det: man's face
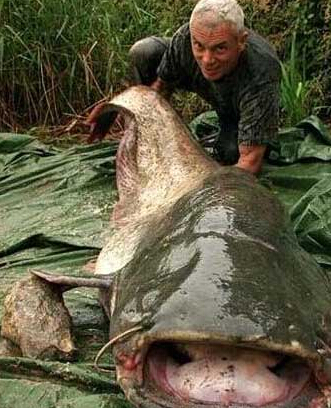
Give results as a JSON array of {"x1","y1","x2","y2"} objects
[{"x1": 190, "y1": 18, "x2": 247, "y2": 81}]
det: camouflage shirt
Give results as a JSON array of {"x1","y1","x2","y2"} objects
[{"x1": 157, "y1": 23, "x2": 281, "y2": 146}]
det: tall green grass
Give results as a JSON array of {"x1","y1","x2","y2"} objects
[
  {"x1": 0, "y1": 0, "x2": 195, "y2": 130},
  {"x1": 1, "y1": 0, "x2": 329, "y2": 131},
  {"x1": 280, "y1": 32, "x2": 311, "y2": 126}
]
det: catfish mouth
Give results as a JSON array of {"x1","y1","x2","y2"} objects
[{"x1": 143, "y1": 342, "x2": 314, "y2": 407}]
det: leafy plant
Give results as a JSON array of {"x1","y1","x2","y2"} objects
[{"x1": 280, "y1": 31, "x2": 310, "y2": 126}]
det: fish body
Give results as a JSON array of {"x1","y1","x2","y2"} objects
[{"x1": 92, "y1": 87, "x2": 331, "y2": 408}]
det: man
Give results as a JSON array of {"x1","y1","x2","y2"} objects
[{"x1": 89, "y1": 0, "x2": 281, "y2": 174}]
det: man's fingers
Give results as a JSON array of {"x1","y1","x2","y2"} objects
[
  {"x1": 85, "y1": 103, "x2": 119, "y2": 143},
  {"x1": 86, "y1": 102, "x2": 111, "y2": 124}
]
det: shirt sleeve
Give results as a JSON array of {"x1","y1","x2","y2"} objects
[
  {"x1": 157, "y1": 25, "x2": 191, "y2": 86},
  {"x1": 238, "y1": 82, "x2": 280, "y2": 146}
]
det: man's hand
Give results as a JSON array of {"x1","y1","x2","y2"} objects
[
  {"x1": 150, "y1": 77, "x2": 173, "y2": 99},
  {"x1": 85, "y1": 103, "x2": 118, "y2": 143},
  {"x1": 235, "y1": 144, "x2": 266, "y2": 174}
]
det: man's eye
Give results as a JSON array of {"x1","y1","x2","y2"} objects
[{"x1": 194, "y1": 42, "x2": 203, "y2": 50}]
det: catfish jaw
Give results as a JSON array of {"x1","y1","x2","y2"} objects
[{"x1": 113, "y1": 338, "x2": 329, "y2": 408}]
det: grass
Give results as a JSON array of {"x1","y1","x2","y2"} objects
[
  {"x1": 280, "y1": 31, "x2": 311, "y2": 126},
  {"x1": 0, "y1": 0, "x2": 196, "y2": 132},
  {"x1": 0, "y1": 0, "x2": 330, "y2": 133}
]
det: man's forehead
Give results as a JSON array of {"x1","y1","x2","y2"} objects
[{"x1": 190, "y1": 19, "x2": 238, "y2": 43}]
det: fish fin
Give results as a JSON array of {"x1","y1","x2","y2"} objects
[
  {"x1": 30, "y1": 269, "x2": 112, "y2": 292},
  {"x1": 112, "y1": 108, "x2": 139, "y2": 224}
]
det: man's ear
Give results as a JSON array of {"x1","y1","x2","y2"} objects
[{"x1": 238, "y1": 30, "x2": 248, "y2": 52}]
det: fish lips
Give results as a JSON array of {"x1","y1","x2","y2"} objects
[{"x1": 113, "y1": 336, "x2": 326, "y2": 408}]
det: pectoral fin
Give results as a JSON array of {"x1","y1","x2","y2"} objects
[{"x1": 30, "y1": 269, "x2": 112, "y2": 293}]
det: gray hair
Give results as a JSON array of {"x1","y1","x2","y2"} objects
[{"x1": 190, "y1": 0, "x2": 245, "y2": 32}]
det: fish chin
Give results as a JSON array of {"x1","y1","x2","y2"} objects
[{"x1": 117, "y1": 342, "x2": 324, "y2": 408}]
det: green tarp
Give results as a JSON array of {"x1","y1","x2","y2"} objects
[
  {"x1": 0, "y1": 115, "x2": 331, "y2": 407},
  {"x1": 0, "y1": 136, "x2": 130, "y2": 407}
]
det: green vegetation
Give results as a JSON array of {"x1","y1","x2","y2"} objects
[
  {"x1": 0, "y1": 0, "x2": 196, "y2": 130},
  {"x1": 279, "y1": 32, "x2": 310, "y2": 126},
  {"x1": 0, "y1": 0, "x2": 330, "y2": 131},
  {"x1": 242, "y1": 0, "x2": 331, "y2": 125}
]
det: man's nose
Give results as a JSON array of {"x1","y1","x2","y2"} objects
[{"x1": 201, "y1": 49, "x2": 215, "y2": 65}]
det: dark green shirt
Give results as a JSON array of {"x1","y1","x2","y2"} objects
[{"x1": 157, "y1": 23, "x2": 281, "y2": 146}]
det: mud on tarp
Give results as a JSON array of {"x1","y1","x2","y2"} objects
[{"x1": 0, "y1": 115, "x2": 331, "y2": 407}]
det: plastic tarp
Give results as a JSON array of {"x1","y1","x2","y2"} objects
[
  {"x1": 1, "y1": 115, "x2": 331, "y2": 407},
  {"x1": 0, "y1": 135, "x2": 130, "y2": 407}
]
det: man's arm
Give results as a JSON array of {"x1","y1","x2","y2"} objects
[
  {"x1": 235, "y1": 144, "x2": 267, "y2": 174},
  {"x1": 237, "y1": 81, "x2": 280, "y2": 174}
]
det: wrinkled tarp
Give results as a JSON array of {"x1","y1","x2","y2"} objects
[
  {"x1": 0, "y1": 135, "x2": 130, "y2": 407},
  {"x1": 0, "y1": 114, "x2": 331, "y2": 407}
]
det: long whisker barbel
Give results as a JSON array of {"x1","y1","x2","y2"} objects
[{"x1": 94, "y1": 325, "x2": 143, "y2": 373}]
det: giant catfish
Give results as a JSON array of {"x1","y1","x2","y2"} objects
[{"x1": 6, "y1": 86, "x2": 331, "y2": 407}]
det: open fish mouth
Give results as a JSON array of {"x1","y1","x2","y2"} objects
[{"x1": 143, "y1": 342, "x2": 313, "y2": 407}]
